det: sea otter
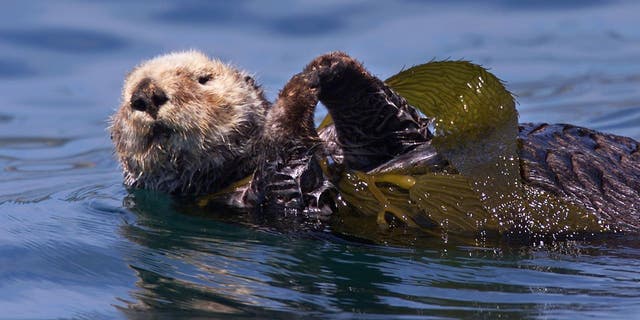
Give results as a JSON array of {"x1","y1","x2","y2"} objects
[{"x1": 110, "y1": 51, "x2": 640, "y2": 232}]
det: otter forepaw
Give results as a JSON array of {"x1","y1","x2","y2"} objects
[{"x1": 304, "y1": 52, "x2": 366, "y2": 86}]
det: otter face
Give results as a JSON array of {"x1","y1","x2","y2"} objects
[{"x1": 110, "y1": 50, "x2": 269, "y2": 194}]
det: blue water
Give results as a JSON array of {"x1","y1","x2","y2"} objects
[{"x1": 1, "y1": 1, "x2": 640, "y2": 319}]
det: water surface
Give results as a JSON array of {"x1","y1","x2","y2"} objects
[{"x1": 1, "y1": 1, "x2": 640, "y2": 319}]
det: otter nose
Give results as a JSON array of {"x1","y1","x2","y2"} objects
[{"x1": 130, "y1": 78, "x2": 168, "y2": 118}]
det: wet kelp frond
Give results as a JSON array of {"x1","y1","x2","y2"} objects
[{"x1": 334, "y1": 61, "x2": 607, "y2": 244}]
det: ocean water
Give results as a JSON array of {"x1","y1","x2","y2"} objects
[{"x1": 1, "y1": 1, "x2": 640, "y2": 319}]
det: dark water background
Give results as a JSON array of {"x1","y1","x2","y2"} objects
[{"x1": 1, "y1": 1, "x2": 640, "y2": 319}]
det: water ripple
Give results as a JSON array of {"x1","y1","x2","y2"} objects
[
  {"x1": 0, "y1": 58, "x2": 36, "y2": 78},
  {"x1": 0, "y1": 28, "x2": 128, "y2": 53},
  {"x1": 155, "y1": 2, "x2": 351, "y2": 36},
  {"x1": 0, "y1": 137, "x2": 70, "y2": 149},
  {"x1": 0, "y1": 114, "x2": 13, "y2": 124},
  {"x1": 1, "y1": 0, "x2": 640, "y2": 318}
]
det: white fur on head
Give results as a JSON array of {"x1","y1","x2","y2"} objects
[{"x1": 110, "y1": 50, "x2": 269, "y2": 194}]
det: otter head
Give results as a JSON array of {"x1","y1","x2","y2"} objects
[{"x1": 110, "y1": 50, "x2": 269, "y2": 194}]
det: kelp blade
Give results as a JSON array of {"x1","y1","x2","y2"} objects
[
  {"x1": 336, "y1": 171, "x2": 495, "y2": 231},
  {"x1": 386, "y1": 61, "x2": 521, "y2": 207},
  {"x1": 330, "y1": 61, "x2": 608, "y2": 241},
  {"x1": 383, "y1": 61, "x2": 606, "y2": 236}
]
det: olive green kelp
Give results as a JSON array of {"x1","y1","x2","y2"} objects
[{"x1": 330, "y1": 61, "x2": 607, "y2": 243}]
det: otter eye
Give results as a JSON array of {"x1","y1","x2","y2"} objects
[{"x1": 198, "y1": 75, "x2": 212, "y2": 84}]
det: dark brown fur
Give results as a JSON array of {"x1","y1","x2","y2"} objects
[
  {"x1": 114, "y1": 51, "x2": 640, "y2": 233},
  {"x1": 518, "y1": 123, "x2": 640, "y2": 230},
  {"x1": 252, "y1": 52, "x2": 640, "y2": 231},
  {"x1": 307, "y1": 52, "x2": 431, "y2": 171},
  {"x1": 245, "y1": 53, "x2": 434, "y2": 218}
]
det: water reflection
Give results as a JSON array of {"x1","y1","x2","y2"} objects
[
  {"x1": 118, "y1": 190, "x2": 640, "y2": 318},
  {"x1": 120, "y1": 191, "x2": 414, "y2": 317}
]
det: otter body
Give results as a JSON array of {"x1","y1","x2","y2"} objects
[
  {"x1": 111, "y1": 51, "x2": 640, "y2": 232},
  {"x1": 518, "y1": 123, "x2": 639, "y2": 230}
]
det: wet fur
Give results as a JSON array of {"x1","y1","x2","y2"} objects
[
  {"x1": 110, "y1": 51, "x2": 269, "y2": 194},
  {"x1": 248, "y1": 53, "x2": 434, "y2": 218},
  {"x1": 111, "y1": 51, "x2": 640, "y2": 231},
  {"x1": 518, "y1": 123, "x2": 640, "y2": 230},
  {"x1": 308, "y1": 52, "x2": 431, "y2": 171}
]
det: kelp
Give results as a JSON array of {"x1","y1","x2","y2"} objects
[
  {"x1": 337, "y1": 171, "x2": 495, "y2": 233},
  {"x1": 333, "y1": 61, "x2": 608, "y2": 242},
  {"x1": 386, "y1": 61, "x2": 520, "y2": 207}
]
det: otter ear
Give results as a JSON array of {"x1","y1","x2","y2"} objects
[{"x1": 244, "y1": 75, "x2": 257, "y2": 88}]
